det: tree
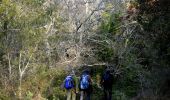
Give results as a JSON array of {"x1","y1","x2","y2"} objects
[{"x1": 0, "y1": 0, "x2": 55, "y2": 98}]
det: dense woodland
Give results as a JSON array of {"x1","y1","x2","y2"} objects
[{"x1": 0, "y1": 0, "x2": 170, "y2": 99}]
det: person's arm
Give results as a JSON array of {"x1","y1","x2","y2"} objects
[
  {"x1": 75, "y1": 76, "x2": 80, "y2": 93},
  {"x1": 78, "y1": 76, "x2": 82, "y2": 91},
  {"x1": 89, "y1": 75, "x2": 93, "y2": 85},
  {"x1": 72, "y1": 76, "x2": 77, "y2": 93},
  {"x1": 88, "y1": 75, "x2": 93, "y2": 92},
  {"x1": 100, "y1": 74, "x2": 104, "y2": 87}
]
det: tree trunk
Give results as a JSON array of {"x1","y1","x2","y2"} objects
[{"x1": 18, "y1": 74, "x2": 22, "y2": 99}]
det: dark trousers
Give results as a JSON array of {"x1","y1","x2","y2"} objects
[
  {"x1": 104, "y1": 88, "x2": 112, "y2": 100},
  {"x1": 80, "y1": 85, "x2": 92, "y2": 100},
  {"x1": 80, "y1": 90, "x2": 91, "y2": 100}
]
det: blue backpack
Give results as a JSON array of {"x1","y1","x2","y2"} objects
[
  {"x1": 80, "y1": 74, "x2": 89, "y2": 90},
  {"x1": 64, "y1": 76, "x2": 74, "y2": 90}
]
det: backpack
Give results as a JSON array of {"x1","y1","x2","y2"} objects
[
  {"x1": 103, "y1": 71, "x2": 111, "y2": 82},
  {"x1": 80, "y1": 74, "x2": 90, "y2": 90},
  {"x1": 64, "y1": 76, "x2": 74, "y2": 90}
]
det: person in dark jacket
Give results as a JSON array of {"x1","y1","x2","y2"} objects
[{"x1": 101, "y1": 68, "x2": 114, "y2": 100}]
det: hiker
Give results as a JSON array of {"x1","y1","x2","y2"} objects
[
  {"x1": 101, "y1": 68, "x2": 114, "y2": 100},
  {"x1": 63, "y1": 73, "x2": 76, "y2": 100},
  {"x1": 79, "y1": 70, "x2": 92, "y2": 100}
]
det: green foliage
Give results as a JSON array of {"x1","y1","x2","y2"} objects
[
  {"x1": 112, "y1": 90, "x2": 128, "y2": 100},
  {"x1": 0, "y1": 0, "x2": 59, "y2": 99},
  {"x1": 0, "y1": 91, "x2": 10, "y2": 100},
  {"x1": 97, "y1": 47, "x2": 114, "y2": 62},
  {"x1": 93, "y1": 13, "x2": 122, "y2": 63},
  {"x1": 100, "y1": 13, "x2": 121, "y2": 34},
  {"x1": 25, "y1": 91, "x2": 33, "y2": 100},
  {"x1": 137, "y1": 0, "x2": 170, "y2": 67},
  {"x1": 19, "y1": 0, "x2": 45, "y2": 7},
  {"x1": 95, "y1": 5, "x2": 148, "y2": 98}
]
